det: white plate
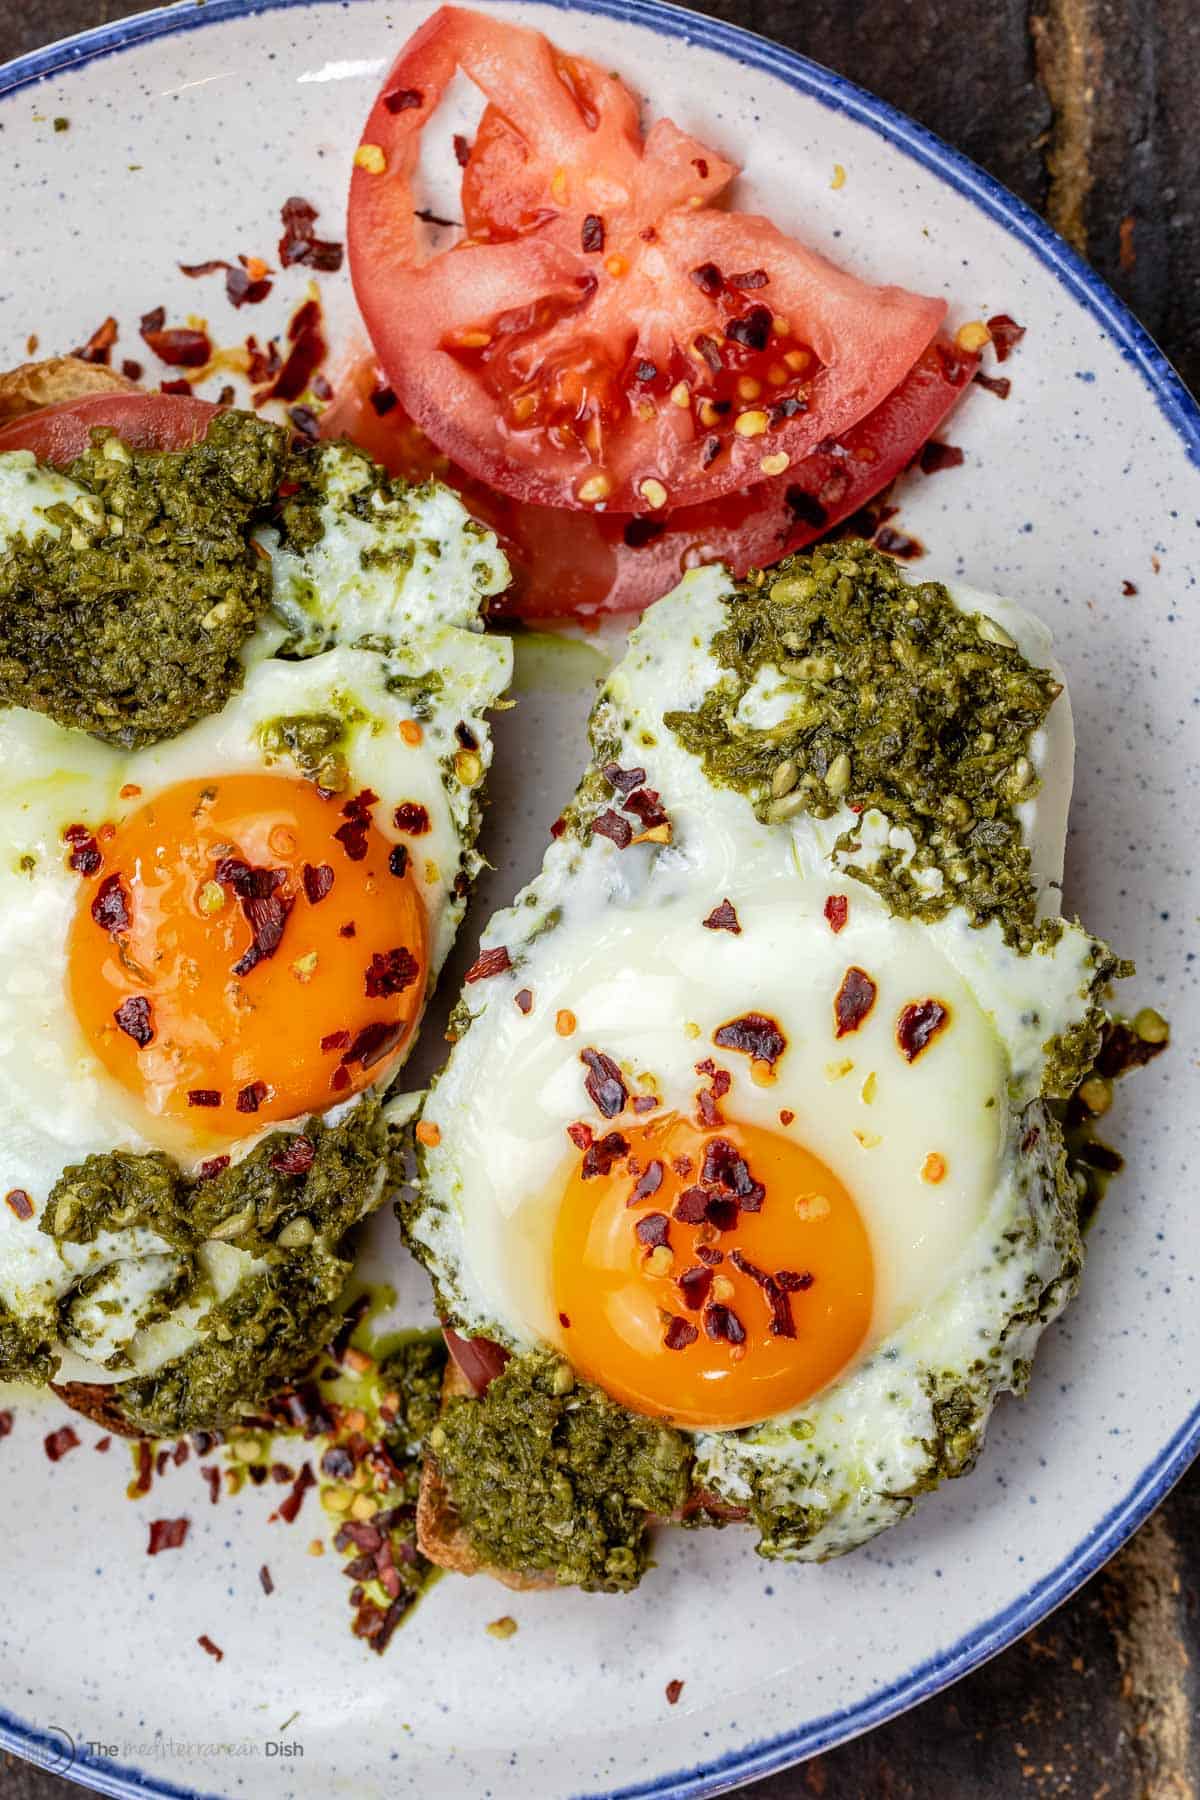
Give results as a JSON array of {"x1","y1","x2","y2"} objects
[{"x1": 1, "y1": 4, "x2": 1198, "y2": 1797}]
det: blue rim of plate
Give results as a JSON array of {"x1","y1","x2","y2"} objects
[{"x1": 1, "y1": 2, "x2": 1198, "y2": 1797}]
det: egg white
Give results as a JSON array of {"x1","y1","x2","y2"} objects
[
  {"x1": 0, "y1": 439, "x2": 511, "y2": 1385},
  {"x1": 411, "y1": 562, "x2": 1109, "y2": 1559}
]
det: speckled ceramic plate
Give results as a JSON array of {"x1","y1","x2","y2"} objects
[{"x1": 0, "y1": 3, "x2": 1197, "y2": 1797}]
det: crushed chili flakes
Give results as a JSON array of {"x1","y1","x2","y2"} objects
[
  {"x1": 702, "y1": 898, "x2": 741, "y2": 934},
  {"x1": 270, "y1": 1136, "x2": 316, "y2": 1176},
  {"x1": 592, "y1": 808, "x2": 633, "y2": 849},
  {"x1": 278, "y1": 195, "x2": 343, "y2": 272},
  {"x1": 197, "y1": 1635, "x2": 224, "y2": 1661},
  {"x1": 364, "y1": 946, "x2": 420, "y2": 998},
  {"x1": 147, "y1": 1517, "x2": 190, "y2": 1555},
  {"x1": 5, "y1": 1189, "x2": 33, "y2": 1222},
  {"x1": 393, "y1": 801, "x2": 431, "y2": 835},
  {"x1": 91, "y1": 871, "x2": 131, "y2": 934},
  {"x1": 217, "y1": 856, "x2": 294, "y2": 976},
  {"x1": 629, "y1": 1159, "x2": 664, "y2": 1204},
  {"x1": 73, "y1": 315, "x2": 119, "y2": 364},
  {"x1": 703, "y1": 1302, "x2": 746, "y2": 1344},
  {"x1": 713, "y1": 1012, "x2": 787, "y2": 1067},
  {"x1": 581, "y1": 1047, "x2": 627, "y2": 1118},
  {"x1": 896, "y1": 999, "x2": 950, "y2": 1062},
  {"x1": 677, "y1": 1265, "x2": 713, "y2": 1310},
  {"x1": 973, "y1": 369, "x2": 1011, "y2": 400},
  {"x1": 567, "y1": 1121, "x2": 594, "y2": 1152},
  {"x1": 581, "y1": 1130, "x2": 630, "y2": 1179},
  {"x1": 198, "y1": 1155, "x2": 231, "y2": 1181},
  {"x1": 139, "y1": 310, "x2": 212, "y2": 367},
  {"x1": 987, "y1": 313, "x2": 1025, "y2": 361},
  {"x1": 663, "y1": 1315, "x2": 698, "y2": 1351},
  {"x1": 465, "y1": 945, "x2": 512, "y2": 983},
  {"x1": 581, "y1": 213, "x2": 605, "y2": 253},
  {"x1": 636, "y1": 1212, "x2": 671, "y2": 1248},
  {"x1": 388, "y1": 844, "x2": 409, "y2": 879},
  {"x1": 302, "y1": 861, "x2": 335, "y2": 905},
  {"x1": 834, "y1": 968, "x2": 877, "y2": 1037},
  {"x1": 919, "y1": 440, "x2": 964, "y2": 475},
  {"x1": 666, "y1": 1679, "x2": 685, "y2": 1705},
  {"x1": 259, "y1": 1563, "x2": 275, "y2": 1596},
  {"x1": 0, "y1": 1412, "x2": 13, "y2": 1440},
  {"x1": 824, "y1": 894, "x2": 849, "y2": 934},
  {"x1": 514, "y1": 987, "x2": 534, "y2": 1014},
  {"x1": 274, "y1": 1461, "x2": 316, "y2": 1524},
  {"x1": 236, "y1": 1079, "x2": 268, "y2": 1114},
  {"x1": 187, "y1": 1087, "x2": 221, "y2": 1108},
  {"x1": 44, "y1": 1426, "x2": 80, "y2": 1462},
  {"x1": 874, "y1": 524, "x2": 923, "y2": 559}
]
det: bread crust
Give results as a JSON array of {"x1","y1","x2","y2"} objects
[
  {"x1": 416, "y1": 1359, "x2": 554, "y2": 1590},
  {"x1": 0, "y1": 355, "x2": 133, "y2": 424},
  {"x1": 49, "y1": 1380, "x2": 147, "y2": 1438}
]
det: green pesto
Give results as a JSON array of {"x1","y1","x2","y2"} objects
[
  {"x1": 663, "y1": 542, "x2": 1063, "y2": 948},
  {"x1": 0, "y1": 412, "x2": 291, "y2": 747},
  {"x1": 258, "y1": 711, "x2": 350, "y2": 793},
  {"x1": 119, "y1": 1246, "x2": 353, "y2": 1436},
  {"x1": 384, "y1": 669, "x2": 444, "y2": 722},
  {"x1": 45, "y1": 1090, "x2": 387, "y2": 1260},
  {"x1": 0, "y1": 1301, "x2": 55, "y2": 1384},
  {"x1": 1040, "y1": 943, "x2": 1134, "y2": 1099},
  {"x1": 379, "y1": 1332, "x2": 448, "y2": 1450},
  {"x1": 430, "y1": 1350, "x2": 694, "y2": 1592}
]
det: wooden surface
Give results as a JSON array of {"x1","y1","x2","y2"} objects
[{"x1": 0, "y1": 2, "x2": 1196, "y2": 1797}]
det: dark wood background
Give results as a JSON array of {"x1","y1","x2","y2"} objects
[{"x1": 1, "y1": 2, "x2": 1196, "y2": 1796}]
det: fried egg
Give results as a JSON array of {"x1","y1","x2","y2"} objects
[
  {"x1": 0, "y1": 439, "x2": 510, "y2": 1386},
  {"x1": 409, "y1": 555, "x2": 1114, "y2": 1559}
]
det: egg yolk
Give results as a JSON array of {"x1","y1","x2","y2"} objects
[
  {"x1": 552, "y1": 1113, "x2": 873, "y2": 1430},
  {"x1": 68, "y1": 773, "x2": 426, "y2": 1135}
]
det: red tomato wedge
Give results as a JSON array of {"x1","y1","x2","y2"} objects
[
  {"x1": 321, "y1": 338, "x2": 977, "y2": 617},
  {"x1": 348, "y1": 5, "x2": 946, "y2": 516},
  {"x1": 0, "y1": 392, "x2": 219, "y2": 463}
]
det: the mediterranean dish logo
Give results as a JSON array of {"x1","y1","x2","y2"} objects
[{"x1": 37, "y1": 1724, "x2": 305, "y2": 1770}]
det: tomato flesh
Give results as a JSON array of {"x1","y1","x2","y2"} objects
[
  {"x1": 320, "y1": 337, "x2": 978, "y2": 618},
  {"x1": 348, "y1": 6, "x2": 946, "y2": 515}
]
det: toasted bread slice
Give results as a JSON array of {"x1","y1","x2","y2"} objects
[
  {"x1": 416, "y1": 1358, "x2": 554, "y2": 1591},
  {"x1": 0, "y1": 354, "x2": 133, "y2": 424},
  {"x1": 48, "y1": 1380, "x2": 147, "y2": 1438}
]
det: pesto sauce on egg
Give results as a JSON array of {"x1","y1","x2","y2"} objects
[
  {"x1": 664, "y1": 541, "x2": 1063, "y2": 950},
  {"x1": 0, "y1": 412, "x2": 292, "y2": 747}
]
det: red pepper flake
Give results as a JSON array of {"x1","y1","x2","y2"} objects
[
  {"x1": 625, "y1": 788, "x2": 669, "y2": 830},
  {"x1": 140, "y1": 314, "x2": 212, "y2": 367},
  {"x1": 567, "y1": 1121, "x2": 594, "y2": 1152},
  {"x1": 147, "y1": 1517, "x2": 189, "y2": 1555},
  {"x1": 581, "y1": 1047, "x2": 628, "y2": 1119},
  {"x1": 202, "y1": 1466, "x2": 222, "y2": 1507},
  {"x1": 875, "y1": 525, "x2": 924, "y2": 560},
  {"x1": 320, "y1": 1030, "x2": 351, "y2": 1052},
  {"x1": 259, "y1": 1564, "x2": 275, "y2": 1596},
  {"x1": 987, "y1": 313, "x2": 1025, "y2": 361},
  {"x1": 275, "y1": 1461, "x2": 316, "y2": 1524},
  {"x1": 593, "y1": 809, "x2": 633, "y2": 849},
  {"x1": 702, "y1": 898, "x2": 741, "y2": 934},
  {"x1": 824, "y1": 894, "x2": 849, "y2": 934},
  {"x1": 703, "y1": 1303, "x2": 746, "y2": 1345},
  {"x1": 197, "y1": 1155, "x2": 230, "y2": 1181},
  {"x1": 973, "y1": 370, "x2": 1012, "y2": 400},
  {"x1": 581, "y1": 1131, "x2": 629, "y2": 1179},
  {"x1": 121, "y1": 358, "x2": 143, "y2": 381},
  {"x1": 225, "y1": 264, "x2": 273, "y2": 307},
  {"x1": 602, "y1": 762, "x2": 647, "y2": 795},
  {"x1": 5, "y1": 1188, "x2": 34, "y2": 1222},
  {"x1": 187, "y1": 1088, "x2": 221, "y2": 1108},
  {"x1": 694, "y1": 333, "x2": 724, "y2": 373},
  {"x1": 629, "y1": 1159, "x2": 664, "y2": 1205},
  {"x1": 134, "y1": 1440, "x2": 153, "y2": 1495},
  {"x1": 388, "y1": 844, "x2": 410, "y2": 880},
  {"x1": 702, "y1": 1137, "x2": 764, "y2": 1208},
  {"x1": 65, "y1": 829, "x2": 102, "y2": 876},
  {"x1": 465, "y1": 945, "x2": 512, "y2": 984},
  {"x1": 632, "y1": 1093, "x2": 660, "y2": 1114},
  {"x1": 331, "y1": 789, "x2": 377, "y2": 863},
  {"x1": 341, "y1": 1020, "x2": 403, "y2": 1070},
  {"x1": 74, "y1": 315, "x2": 119, "y2": 364},
  {"x1": 713, "y1": 1012, "x2": 787, "y2": 1067},
  {"x1": 392, "y1": 801, "x2": 431, "y2": 836},
  {"x1": 677, "y1": 1265, "x2": 713, "y2": 1310},
  {"x1": 896, "y1": 999, "x2": 950, "y2": 1062},
  {"x1": 514, "y1": 987, "x2": 534, "y2": 1014},
  {"x1": 730, "y1": 1249, "x2": 799, "y2": 1338},
  {"x1": 636, "y1": 1212, "x2": 671, "y2": 1248},
  {"x1": 695, "y1": 1244, "x2": 723, "y2": 1266},
  {"x1": 689, "y1": 261, "x2": 723, "y2": 297},
  {"x1": 160, "y1": 378, "x2": 195, "y2": 396},
  {"x1": 44, "y1": 1426, "x2": 79, "y2": 1462},
  {"x1": 0, "y1": 1412, "x2": 13, "y2": 1440},
  {"x1": 236, "y1": 1080, "x2": 268, "y2": 1114},
  {"x1": 581, "y1": 213, "x2": 605, "y2": 253},
  {"x1": 111, "y1": 995, "x2": 154, "y2": 1048},
  {"x1": 725, "y1": 305, "x2": 773, "y2": 352},
  {"x1": 453, "y1": 132, "x2": 471, "y2": 166},
  {"x1": 834, "y1": 968, "x2": 877, "y2": 1037},
  {"x1": 384, "y1": 85, "x2": 424, "y2": 112},
  {"x1": 91, "y1": 872, "x2": 131, "y2": 934},
  {"x1": 198, "y1": 1635, "x2": 224, "y2": 1661},
  {"x1": 179, "y1": 258, "x2": 229, "y2": 278},
  {"x1": 673, "y1": 1186, "x2": 709, "y2": 1224},
  {"x1": 666, "y1": 1679, "x2": 685, "y2": 1705},
  {"x1": 1121, "y1": 579, "x2": 1138, "y2": 597},
  {"x1": 278, "y1": 196, "x2": 343, "y2": 271},
  {"x1": 269, "y1": 1136, "x2": 315, "y2": 1176},
  {"x1": 663, "y1": 1315, "x2": 698, "y2": 1351},
  {"x1": 365, "y1": 946, "x2": 420, "y2": 998},
  {"x1": 727, "y1": 268, "x2": 768, "y2": 289},
  {"x1": 779, "y1": 1109, "x2": 795, "y2": 1126},
  {"x1": 261, "y1": 298, "x2": 328, "y2": 404},
  {"x1": 302, "y1": 862, "x2": 334, "y2": 905},
  {"x1": 330, "y1": 1065, "x2": 351, "y2": 1091},
  {"x1": 216, "y1": 857, "x2": 294, "y2": 976},
  {"x1": 95, "y1": 1435, "x2": 112, "y2": 1453},
  {"x1": 919, "y1": 441, "x2": 964, "y2": 475}
]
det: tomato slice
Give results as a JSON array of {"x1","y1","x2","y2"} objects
[
  {"x1": 348, "y1": 5, "x2": 946, "y2": 516},
  {"x1": 321, "y1": 338, "x2": 977, "y2": 618},
  {"x1": 0, "y1": 392, "x2": 219, "y2": 463}
]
